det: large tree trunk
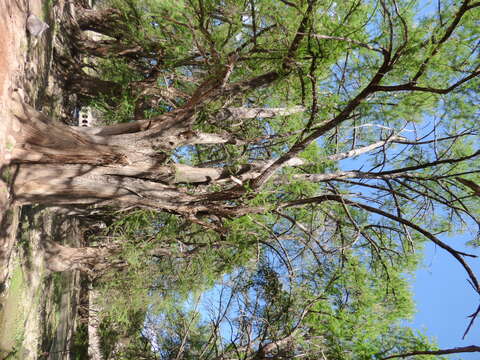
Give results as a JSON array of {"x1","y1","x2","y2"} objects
[
  {"x1": 8, "y1": 97, "x2": 226, "y2": 216},
  {"x1": 44, "y1": 240, "x2": 120, "y2": 273},
  {"x1": 76, "y1": 7, "x2": 131, "y2": 40},
  {"x1": 67, "y1": 71, "x2": 124, "y2": 100},
  {"x1": 8, "y1": 94, "x2": 304, "y2": 218},
  {"x1": 7, "y1": 64, "x2": 291, "y2": 220}
]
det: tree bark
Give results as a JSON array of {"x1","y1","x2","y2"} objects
[
  {"x1": 88, "y1": 287, "x2": 105, "y2": 360},
  {"x1": 8, "y1": 98, "x2": 230, "y2": 217},
  {"x1": 76, "y1": 7, "x2": 129, "y2": 40},
  {"x1": 78, "y1": 36, "x2": 163, "y2": 62},
  {"x1": 79, "y1": 38, "x2": 142, "y2": 58},
  {"x1": 7, "y1": 97, "x2": 288, "y2": 220},
  {"x1": 67, "y1": 70, "x2": 124, "y2": 100},
  {"x1": 44, "y1": 240, "x2": 119, "y2": 273}
]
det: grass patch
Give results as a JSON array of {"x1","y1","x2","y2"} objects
[
  {"x1": 5, "y1": 142, "x2": 14, "y2": 151},
  {"x1": 0, "y1": 166, "x2": 14, "y2": 184},
  {"x1": 71, "y1": 323, "x2": 89, "y2": 360},
  {"x1": 0, "y1": 264, "x2": 27, "y2": 356},
  {"x1": 41, "y1": 0, "x2": 53, "y2": 22}
]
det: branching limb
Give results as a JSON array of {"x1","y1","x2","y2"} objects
[{"x1": 282, "y1": 194, "x2": 480, "y2": 294}]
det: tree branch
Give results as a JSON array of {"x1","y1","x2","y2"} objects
[
  {"x1": 282, "y1": 194, "x2": 480, "y2": 294},
  {"x1": 382, "y1": 345, "x2": 480, "y2": 359}
]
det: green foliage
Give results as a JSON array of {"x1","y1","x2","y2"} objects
[
  {"x1": 306, "y1": 256, "x2": 417, "y2": 359},
  {"x1": 96, "y1": 210, "x2": 264, "y2": 331},
  {"x1": 71, "y1": 322, "x2": 89, "y2": 360},
  {"x1": 86, "y1": 58, "x2": 140, "y2": 123},
  {"x1": 79, "y1": 0, "x2": 480, "y2": 358}
]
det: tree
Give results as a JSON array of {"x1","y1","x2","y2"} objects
[
  {"x1": 5, "y1": 0, "x2": 480, "y2": 357},
  {"x1": 137, "y1": 235, "x2": 442, "y2": 360}
]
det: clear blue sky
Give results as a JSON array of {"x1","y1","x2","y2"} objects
[{"x1": 409, "y1": 238, "x2": 480, "y2": 360}]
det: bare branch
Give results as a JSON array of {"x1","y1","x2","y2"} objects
[
  {"x1": 457, "y1": 177, "x2": 480, "y2": 197},
  {"x1": 282, "y1": 194, "x2": 480, "y2": 294},
  {"x1": 308, "y1": 33, "x2": 385, "y2": 53},
  {"x1": 382, "y1": 345, "x2": 480, "y2": 359}
]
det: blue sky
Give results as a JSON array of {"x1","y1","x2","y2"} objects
[
  {"x1": 190, "y1": 127, "x2": 480, "y2": 357},
  {"x1": 336, "y1": 125, "x2": 480, "y2": 358},
  {"x1": 409, "y1": 239, "x2": 480, "y2": 360},
  {"x1": 404, "y1": 2, "x2": 480, "y2": 356}
]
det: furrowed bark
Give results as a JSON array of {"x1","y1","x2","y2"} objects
[
  {"x1": 10, "y1": 100, "x2": 127, "y2": 165},
  {"x1": 67, "y1": 71, "x2": 124, "y2": 100},
  {"x1": 88, "y1": 287, "x2": 105, "y2": 360},
  {"x1": 9, "y1": 98, "x2": 240, "y2": 211},
  {"x1": 44, "y1": 240, "x2": 119, "y2": 273},
  {"x1": 76, "y1": 7, "x2": 129, "y2": 39},
  {"x1": 13, "y1": 165, "x2": 196, "y2": 208}
]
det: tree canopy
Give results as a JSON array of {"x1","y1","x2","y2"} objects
[{"x1": 6, "y1": 0, "x2": 480, "y2": 358}]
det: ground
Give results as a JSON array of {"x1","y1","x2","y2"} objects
[
  {"x1": 0, "y1": 0, "x2": 29, "y2": 289},
  {"x1": 0, "y1": 1, "x2": 84, "y2": 359}
]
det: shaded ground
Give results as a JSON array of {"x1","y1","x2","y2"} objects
[
  {"x1": 0, "y1": 207, "x2": 83, "y2": 360},
  {"x1": 0, "y1": 1, "x2": 85, "y2": 359},
  {"x1": 0, "y1": 0, "x2": 28, "y2": 293}
]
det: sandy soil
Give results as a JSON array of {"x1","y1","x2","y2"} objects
[
  {"x1": 0, "y1": 0, "x2": 39, "y2": 163},
  {"x1": 0, "y1": 0, "x2": 78, "y2": 285},
  {"x1": 0, "y1": 0, "x2": 47, "y2": 340},
  {"x1": 0, "y1": 2, "x2": 83, "y2": 358},
  {"x1": 0, "y1": 0, "x2": 27, "y2": 288},
  {"x1": 0, "y1": 0, "x2": 48, "y2": 288}
]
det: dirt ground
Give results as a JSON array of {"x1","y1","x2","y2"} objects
[
  {"x1": 0, "y1": 0, "x2": 55, "y2": 287},
  {"x1": 0, "y1": 0, "x2": 59, "y2": 286},
  {"x1": 0, "y1": 1, "x2": 84, "y2": 358},
  {"x1": 0, "y1": 0, "x2": 28, "y2": 287}
]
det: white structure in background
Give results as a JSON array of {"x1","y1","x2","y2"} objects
[
  {"x1": 78, "y1": 107, "x2": 94, "y2": 127},
  {"x1": 77, "y1": 107, "x2": 105, "y2": 127}
]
